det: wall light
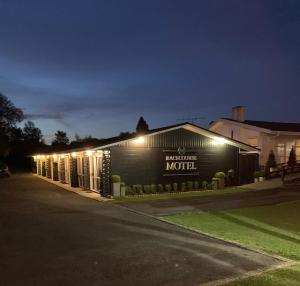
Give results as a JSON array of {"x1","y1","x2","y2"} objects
[
  {"x1": 133, "y1": 136, "x2": 145, "y2": 144},
  {"x1": 212, "y1": 137, "x2": 227, "y2": 146},
  {"x1": 71, "y1": 152, "x2": 77, "y2": 158},
  {"x1": 52, "y1": 154, "x2": 57, "y2": 159},
  {"x1": 86, "y1": 150, "x2": 93, "y2": 156}
]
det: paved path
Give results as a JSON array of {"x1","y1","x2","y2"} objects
[
  {"x1": 0, "y1": 174, "x2": 282, "y2": 286},
  {"x1": 121, "y1": 183, "x2": 300, "y2": 216}
]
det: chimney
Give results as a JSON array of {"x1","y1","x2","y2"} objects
[{"x1": 232, "y1": 106, "x2": 246, "y2": 122}]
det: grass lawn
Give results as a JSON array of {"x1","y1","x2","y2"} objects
[
  {"x1": 164, "y1": 200, "x2": 300, "y2": 285},
  {"x1": 113, "y1": 187, "x2": 250, "y2": 203},
  {"x1": 226, "y1": 264, "x2": 300, "y2": 286}
]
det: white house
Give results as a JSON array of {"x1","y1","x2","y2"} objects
[{"x1": 209, "y1": 106, "x2": 300, "y2": 166}]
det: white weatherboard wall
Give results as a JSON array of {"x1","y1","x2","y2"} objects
[{"x1": 210, "y1": 119, "x2": 300, "y2": 166}]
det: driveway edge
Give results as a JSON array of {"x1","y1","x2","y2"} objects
[{"x1": 115, "y1": 203, "x2": 297, "y2": 285}]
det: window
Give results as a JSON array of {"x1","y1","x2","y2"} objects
[
  {"x1": 295, "y1": 140, "x2": 300, "y2": 160},
  {"x1": 276, "y1": 144, "x2": 285, "y2": 164},
  {"x1": 248, "y1": 138, "x2": 258, "y2": 147}
]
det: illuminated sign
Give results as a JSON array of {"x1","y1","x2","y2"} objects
[{"x1": 163, "y1": 148, "x2": 199, "y2": 176}]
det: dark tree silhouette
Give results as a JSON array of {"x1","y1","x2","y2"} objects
[
  {"x1": 52, "y1": 130, "x2": 69, "y2": 146},
  {"x1": 0, "y1": 93, "x2": 24, "y2": 131},
  {"x1": 288, "y1": 147, "x2": 297, "y2": 169},
  {"x1": 136, "y1": 116, "x2": 149, "y2": 134},
  {"x1": 265, "y1": 150, "x2": 277, "y2": 178},
  {"x1": 23, "y1": 121, "x2": 43, "y2": 143},
  {"x1": 119, "y1": 131, "x2": 131, "y2": 137},
  {"x1": 0, "y1": 93, "x2": 24, "y2": 159},
  {"x1": 267, "y1": 150, "x2": 277, "y2": 168}
]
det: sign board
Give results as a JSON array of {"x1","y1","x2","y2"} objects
[{"x1": 163, "y1": 147, "x2": 199, "y2": 176}]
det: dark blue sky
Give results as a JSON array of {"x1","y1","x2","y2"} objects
[{"x1": 1, "y1": 0, "x2": 299, "y2": 142}]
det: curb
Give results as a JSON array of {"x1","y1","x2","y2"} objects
[{"x1": 201, "y1": 261, "x2": 299, "y2": 286}]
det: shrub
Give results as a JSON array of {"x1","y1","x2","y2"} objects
[
  {"x1": 172, "y1": 182, "x2": 178, "y2": 192},
  {"x1": 202, "y1": 181, "x2": 208, "y2": 190},
  {"x1": 254, "y1": 170, "x2": 265, "y2": 178},
  {"x1": 125, "y1": 186, "x2": 134, "y2": 196},
  {"x1": 181, "y1": 182, "x2": 187, "y2": 192},
  {"x1": 111, "y1": 175, "x2": 121, "y2": 183},
  {"x1": 194, "y1": 181, "x2": 199, "y2": 190},
  {"x1": 132, "y1": 184, "x2": 143, "y2": 195},
  {"x1": 143, "y1": 185, "x2": 152, "y2": 194},
  {"x1": 158, "y1": 184, "x2": 164, "y2": 193},
  {"x1": 288, "y1": 147, "x2": 297, "y2": 168},
  {"x1": 187, "y1": 181, "x2": 194, "y2": 191},
  {"x1": 165, "y1": 184, "x2": 172, "y2": 192},
  {"x1": 214, "y1": 172, "x2": 225, "y2": 179},
  {"x1": 151, "y1": 184, "x2": 157, "y2": 193}
]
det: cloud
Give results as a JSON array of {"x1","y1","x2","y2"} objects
[{"x1": 24, "y1": 113, "x2": 62, "y2": 120}]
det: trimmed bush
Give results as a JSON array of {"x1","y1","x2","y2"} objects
[
  {"x1": 165, "y1": 184, "x2": 172, "y2": 192},
  {"x1": 172, "y1": 182, "x2": 178, "y2": 192},
  {"x1": 125, "y1": 186, "x2": 134, "y2": 195},
  {"x1": 194, "y1": 181, "x2": 199, "y2": 190},
  {"x1": 143, "y1": 185, "x2": 152, "y2": 194},
  {"x1": 158, "y1": 184, "x2": 164, "y2": 193},
  {"x1": 132, "y1": 184, "x2": 143, "y2": 195},
  {"x1": 111, "y1": 175, "x2": 121, "y2": 183},
  {"x1": 202, "y1": 181, "x2": 208, "y2": 190},
  {"x1": 181, "y1": 182, "x2": 187, "y2": 192},
  {"x1": 214, "y1": 172, "x2": 226, "y2": 179},
  {"x1": 187, "y1": 181, "x2": 194, "y2": 191},
  {"x1": 151, "y1": 184, "x2": 157, "y2": 193},
  {"x1": 254, "y1": 170, "x2": 265, "y2": 178}
]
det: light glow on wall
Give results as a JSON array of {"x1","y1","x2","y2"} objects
[
  {"x1": 86, "y1": 150, "x2": 93, "y2": 156},
  {"x1": 133, "y1": 136, "x2": 145, "y2": 144},
  {"x1": 212, "y1": 137, "x2": 227, "y2": 146},
  {"x1": 71, "y1": 152, "x2": 77, "y2": 158}
]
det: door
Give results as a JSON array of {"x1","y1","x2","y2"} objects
[
  {"x1": 64, "y1": 156, "x2": 70, "y2": 184},
  {"x1": 77, "y1": 157, "x2": 84, "y2": 188},
  {"x1": 89, "y1": 156, "x2": 102, "y2": 192},
  {"x1": 238, "y1": 153, "x2": 259, "y2": 184}
]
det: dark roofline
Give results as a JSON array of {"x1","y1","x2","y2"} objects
[
  {"x1": 219, "y1": 118, "x2": 300, "y2": 132},
  {"x1": 34, "y1": 121, "x2": 258, "y2": 155}
]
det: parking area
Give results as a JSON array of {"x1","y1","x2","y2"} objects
[{"x1": 0, "y1": 173, "x2": 284, "y2": 286}]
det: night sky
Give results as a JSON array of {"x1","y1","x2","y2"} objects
[{"x1": 1, "y1": 0, "x2": 300, "y2": 143}]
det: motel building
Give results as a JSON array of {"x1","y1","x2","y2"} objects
[{"x1": 33, "y1": 122, "x2": 259, "y2": 197}]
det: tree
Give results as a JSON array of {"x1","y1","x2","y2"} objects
[
  {"x1": 119, "y1": 131, "x2": 131, "y2": 137},
  {"x1": 136, "y1": 116, "x2": 149, "y2": 134},
  {"x1": 267, "y1": 150, "x2": 277, "y2": 168},
  {"x1": 0, "y1": 93, "x2": 24, "y2": 158},
  {"x1": 52, "y1": 130, "x2": 69, "y2": 146},
  {"x1": 23, "y1": 121, "x2": 43, "y2": 143},
  {"x1": 265, "y1": 150, "x2": 277, "y2": 178},
  {"x1": 0, "y1": 93, "x2": 24, "y2": 131},
  {"x1": 288, "y1": 147, "x2": 297, "y2": 169}
]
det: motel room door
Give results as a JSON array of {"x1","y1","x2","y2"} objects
[
  {"x1": 64, "y1": 156, "x2": 71, "y2": 184},
  {"x1": 89, "y1": 156, "x2": 102, "y2": 192}
]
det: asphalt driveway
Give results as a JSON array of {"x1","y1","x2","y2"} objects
[
  {"x1": 121, "y1": 184, "x2": 300, "y2": 216},
  {"x1": 0, "y1": 174, "x2": 282, "y2": 286}
]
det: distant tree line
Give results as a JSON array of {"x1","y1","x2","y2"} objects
[{"x1": 1, "y1": 92, "x2": 149, "y2": 170}]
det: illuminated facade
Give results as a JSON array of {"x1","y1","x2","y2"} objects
[{"x1": 33, "y1": 123, "x2": 259, "y2": 196}]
